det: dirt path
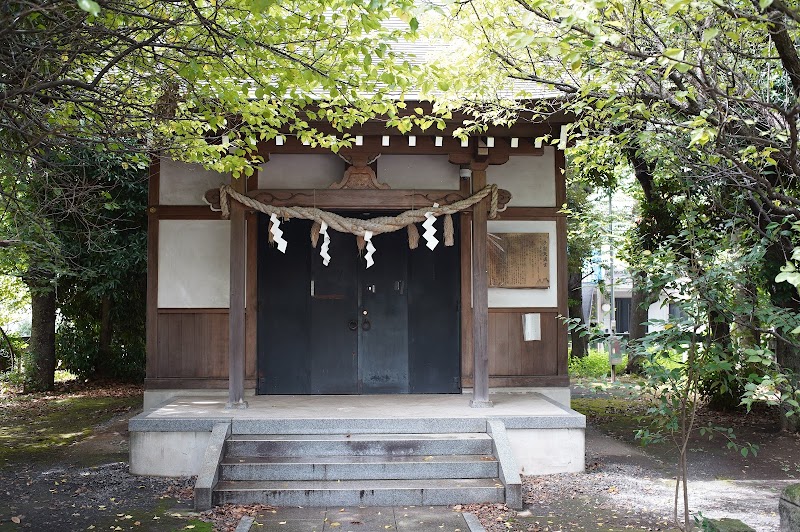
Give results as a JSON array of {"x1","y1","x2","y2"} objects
[
  {"x1": 0, "y1": 390, "x2": 201, "y2": 531},
  {"x1": 469, "y1": 384, "x2": 800, "y2": 531}
]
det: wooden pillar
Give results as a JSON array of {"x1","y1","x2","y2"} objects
[
  {"x1": 470, "y1": 161, "x2": 492, "y2": 408},
  {"x1": 227, "y1": 176, "x2": 248, "y2": 408}
]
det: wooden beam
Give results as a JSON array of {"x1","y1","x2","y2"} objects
[
  {"x1": 204, "y1": 187, "x2": 513, "y2": 213},
  {"x1": 555, "y1": 148, "x2": 569, "y2": 379},
  {"x1": 250, "y1": 189, "x2": 466, "y2": 210},
  {"x1": 152, "y1": 206, "x2": 224, "y2": 220},
  {"x1": 228, "y1": 175, "x2": 248, "y2": 408},
  {"x1": 145, "y1": 378, "x2": 258, "y2": 390},
  {"x1": 256, "y1": 111, "x2": 569, "y2": 138},
  {"x1": 459, "y1": 211, "x2": 473, "y2": 387},
  {"x1": 470, "y1": 161, "x2": 492, "y2": 408},
  {"x1": 145, "y1": 158, "x2": 160, "y2": 381},
  {"x1": 493, "y1": 207, "x2": 563, "y2": 220},
  {"x1": 258, "y1": 135, "x2": 548, "y2": 157},
  {"x1": 245, "y1": 215, "x2": 258, "y2": 381},
  {"x1": 461, "y1": 375, "x2": 570, "y2": 388}
]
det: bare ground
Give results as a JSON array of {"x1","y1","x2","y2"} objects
[
  {"x1": 465, "y1": 383, "x2": 800, "y2": 531},
  {"x1": 1, "y1": 382, "x2": 799, "y2": 531}
]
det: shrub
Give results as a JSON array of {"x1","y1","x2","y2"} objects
[
  {"x1": 569, "y1": 349, "x2": 628, "y2": 378},
  {"x1": 56, "y1": 320, "x2": 145, "y2": 382}
]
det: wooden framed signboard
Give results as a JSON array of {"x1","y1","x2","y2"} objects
[{"x1": 488, "y1": 233, "x2": 550, "y2": 288}]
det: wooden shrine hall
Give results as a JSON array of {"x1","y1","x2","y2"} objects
[{"x1": 130, "y1": 116, "x2": 585, "y2": 509}]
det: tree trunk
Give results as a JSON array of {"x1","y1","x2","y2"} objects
[
  {"x1": 626, "y1": 270, "x2": 655, "y2": 374},
  {"x1": 734, "y1": 278, "x2": 760, "y2": 350},
  {"x1": 24, "y1": 287, "x2": 57, "y2": 392},
  {"x1": 568, "y1": 271, "x2": 587, "y2": 358},
  {"x1": 709, "y1": 309, "x2": 732, "y2": 355},
  {"x1": 706, "y1": 308, "x2": 739, "y2": 411},
  {"x1": 95, "y1": 294, "x2": 114, "y2": 379}
]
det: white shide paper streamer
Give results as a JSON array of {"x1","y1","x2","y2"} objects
[
  {"x1": 364, "y1": 230, "x2": 376, "y2": 268},
  {"x1": 270, "y1": 213, "x2": 288, "y2": 253},
  {"x1": 320, "y1": 221, "x2": 331, "y2": 266},
  {"x1": 423, "y1": 203, "x2": 439, "y2": 250}
]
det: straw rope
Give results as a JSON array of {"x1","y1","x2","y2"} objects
[{"x1": 218, "y1": 184, "x2": 499, "y2": 242}]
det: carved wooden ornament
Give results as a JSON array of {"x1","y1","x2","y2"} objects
[{"x1": 329, "y1": 154, "x2": 390, "y2": 190}]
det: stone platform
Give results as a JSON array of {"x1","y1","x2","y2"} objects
[{"x1": 130, "y1": 391, "x2": 585, "y2": 479}]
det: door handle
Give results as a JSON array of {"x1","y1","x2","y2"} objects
[
  {"x1": 362, "y1": 319, "x2": 371, "y2": 331},
  {"x1": 348, "y1": 320, "x2": 358, "y2": 331}
]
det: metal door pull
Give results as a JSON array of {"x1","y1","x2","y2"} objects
[
  {"x1": 394, "y1": 280, "x2": 404, "y2": 294},
  {"x1": 367, "y1": 284, "x2": 376, "y2": 293}
]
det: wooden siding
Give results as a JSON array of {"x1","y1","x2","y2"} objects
[
  {"x1": 461, "y1": 309, "x2": 561, "y2": 386},
  {"x1": 146, "y1": 309, "x2": 257, "y2": 388}
]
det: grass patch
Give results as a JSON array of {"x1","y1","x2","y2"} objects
[
  {"x1": 54, "y1": 369, "x2": 78, "y2": 382},
  {"x1": 0, "y1": 391, "x2": 141, "y2": 465},
  {"x1": 571, "y1": 396, "x2": 650, "y2": 438},
  {"x1": 569, "y1": 349, "x2": 629, "y2": 378}
]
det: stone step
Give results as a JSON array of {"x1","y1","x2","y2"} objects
[
  {"x1": 212, "y1": 478, "x2": 505, "y2": 507},
  {"x1": 232, "y1": 417, "x2": 488, "y2": 435},
  {"x1": 219, "y1": 454, "x2": 499, "y2": 481},
  {"x1": 225, "y1": 433, "x2": 493, "y2": 457}
]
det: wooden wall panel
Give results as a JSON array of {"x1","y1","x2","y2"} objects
[
  {"x1": 152, "y1": 311, "x2": 229, "y2": 380},
  {"x1": 463, "y1": 309, "x2": 560, "y2": 381}
]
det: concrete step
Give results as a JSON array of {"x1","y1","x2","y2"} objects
[
  {"x1": 212, "y1": 478, "x2": 505, "y2": 507},
  {"x1": 225, "y1": 433, "x2": 493, "y2": 457},
  {"x1": 219, "y1": 454, "x2": 499, "y2": 481}
]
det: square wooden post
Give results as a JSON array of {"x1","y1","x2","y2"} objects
[
  {"x1": 470, "y1": 161, "x2": 492, "y2": 408},
  {"x1": 227, "y1": 178, "x2": 248, "y2": 409}
]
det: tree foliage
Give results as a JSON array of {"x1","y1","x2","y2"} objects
[
  {"x1": 426, "y1": 1, "x2": 800, "y2": 526},
  {"x1": 1, "y1": 0, "x2": 431, "y2": 390},
  {"x1": 2, "y1": 0, "x2": 426, "y2": 170}
]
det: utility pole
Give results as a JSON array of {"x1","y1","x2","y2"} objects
[{"x1": 609, "y1": 192, "x2": 617, "y2": 383}]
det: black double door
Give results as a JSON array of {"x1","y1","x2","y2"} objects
[{"x1": 257, "y1": 214, "x2": 461, "y2": 395}]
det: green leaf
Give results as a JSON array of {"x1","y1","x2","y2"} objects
[
  {"x1": 409, "y1": 17, "x2": 419, "y2": 32},
  {"x1": 701, "y1": 28, "x2": 719, "y2": 43},
  {"x1": 251, "y1": 0, "x2": 276, "y2": 12},
  {"x1": 662, "y1": 48, "x2": 685, "y2": 62},
  {"x1": 77, "y1": 0, "x2": 100, "y2": 16},
  {"x1": 665, "y1": 0, "x2": 690, "y2": 14}
]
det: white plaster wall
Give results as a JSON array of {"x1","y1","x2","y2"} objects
[
  {"x1": 507, "y1": 428, "x2": 585, "y2": 474},
  {"x1": 159, "y1": 158, "x2": 229, "y2": 205},
  {"x1": 259, "y1": 154, "x2": 344, "y2": 189},
  {"x1": 376, "y1": 154, "x2": 460, "y2": 189},
  {"x1": 130, "y1": 431, "x2": 210, "y2": 476},
  {"x1": 487, "y1": 220, "x2": 558, "y2": 308},
  {"x1": 158, "y1": 220, "x2": 231, "y2": 308},
  {"x1": 488, "y1": 148, "x2": 556, "y2": 207}
]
